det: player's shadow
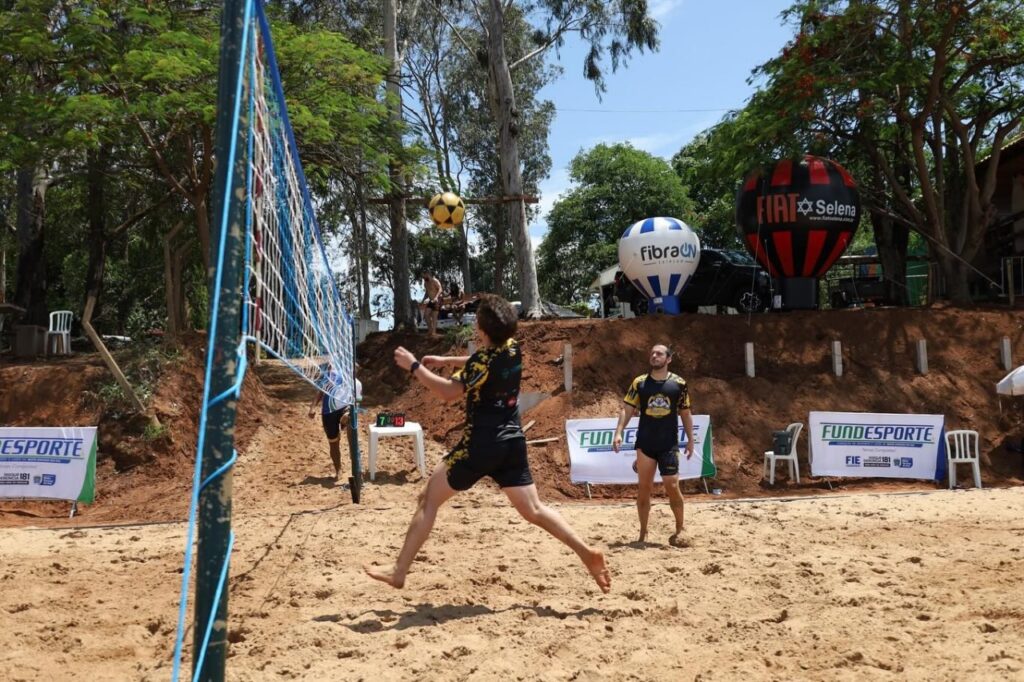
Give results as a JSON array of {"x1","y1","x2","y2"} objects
[
  {"x1": 365, "y1": 470, "x2": 419, "y2": 486},
  {"x1": 296, "y1": 475, "x2": 341, "y2": 489},
  {"x1": 608, "y1": 539, "x2": 669, "y2": 549},
  {"x1": 318, "y1": 602, "x2": 627, "y2": 632}
]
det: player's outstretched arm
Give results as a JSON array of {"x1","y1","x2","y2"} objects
[
  {"x1": 421, "y1": 355, "x2": 470, "y2": 368},
  {"x1": 395, "y1": 346, "x2": 464, "y2": 402}
]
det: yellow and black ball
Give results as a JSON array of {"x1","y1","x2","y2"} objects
[{"x1": 428, "y1": 191, "x2": 466, "y2": 228}]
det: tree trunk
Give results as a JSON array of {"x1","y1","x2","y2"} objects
[
  {"x1": 493, "y1": 204, "x2": 506, "y2": 297},
  {"x1": 485, "y1": 0, "x2": 541, "y2": 317},
  {"x1": 357, "y1": 182, "x2": 372, "y2": 318},
  {"x1": 83, "y1": 145, "x2": 109, "y2": 323},
  {"x1": 384, "y1": 0, "x2": 412, "y2": 329},
  {"x1": 13, "y1": 164, "x2": 49, "y2": 327},
  {"x1": 459, "y1": 224, "x2": 473, "y2": 294},
  {"x1": 195, "y1": 193, "x2": 212, "y2": 274},
  {"x1": 163, "y1": 222, "x2": 186, "y2": 338},
  {"x1": 935, "y1": 251, "x2": 972, "y2": 305},
  {"x1": 869, "y1": 211, "x2": 908, "y2": 305}
]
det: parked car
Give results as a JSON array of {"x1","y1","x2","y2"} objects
[{"x1": 612, "y1": 248, "x2": 773, "y2": 315}]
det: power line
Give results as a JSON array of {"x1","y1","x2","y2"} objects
[{"x1": 554, "y1": 106, "x2": 734, "y2": 114}]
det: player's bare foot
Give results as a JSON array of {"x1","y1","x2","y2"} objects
[
  {"x1": 585, "y1": 551, "x2": 611, "y2": 593},
  {"x1": 364, "y1": 565, "x2": 405, "y2": 588},
  {"x1": 638, "y1": 529, "x2": 647, "y2": 544}
]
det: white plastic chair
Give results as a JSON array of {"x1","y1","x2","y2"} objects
[
  {"x1": 47, "y1": 310, "x2": 72, "y2": 355},
  {"x1": 368, "y1": 421, "x2": 425, "y2": 481},
  {"x1": 763, "y1": 422, "x2": 803, "y2": 485},
  {"x1": 946, "y1": 429, "x2": 981, "y2": 489}
]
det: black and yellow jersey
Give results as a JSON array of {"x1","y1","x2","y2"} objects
[
  {"x1": 452, "y1": 338, "x2": 524, "y2": 447},
  {"x1": 623, "y1": 372, "x2": 691, "y2": 453}
]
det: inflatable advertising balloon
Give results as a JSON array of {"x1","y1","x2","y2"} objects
[
  {"x1": 618, "y1": 217, "x2": 701, "y2": 315},
  {"x1": 735, "y1": 155, "x2": 861, "y2": 308}
]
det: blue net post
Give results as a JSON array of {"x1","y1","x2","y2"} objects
[
  {"x1": 348, "y1": 321, "x2": 362, "y2": 503},
  {"x1": 194, "y1": 0, "x2": 250, "y2": 678}
]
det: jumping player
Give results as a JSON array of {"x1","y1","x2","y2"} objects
[
  {"x1": 365, "y1": 294, "x2": 611, "y2": 593},
  {"x1": 612, "y1": 344, "x2": 694, "y2": 546}
]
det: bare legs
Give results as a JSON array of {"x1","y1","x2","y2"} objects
[
  {"x1": 327, "y1": 439, "x2": 341, "y2": 478},
  {"x1": 504, "y1": 484, "x2": 611, "y2": 593},
  {"x1": 366, "y1": 470, "x2": 610, "y2": 592},
  {"x1": 636, "y1": 451, "x2": 687, "y2": 546},
  {"x1": 364, "y1": 463, "x2": 457, "y2": 588},
  {"x1": 635, "y1": 451, "x2": 658, "y2": 543},
  {"x1": 663, "y1": 474, "x2": 687, "y2": 546}
]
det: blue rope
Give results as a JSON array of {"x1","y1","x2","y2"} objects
[
  {"x1": 191, "y1": 531, "x2": 236, "y2": 682},
  {"x1": 170, "y1": 0, "x2": 254, "y2": 678}
]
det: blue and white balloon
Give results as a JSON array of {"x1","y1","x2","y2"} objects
[{"x1": 618, "y1": 217, "x2": 701, "y2": 314}]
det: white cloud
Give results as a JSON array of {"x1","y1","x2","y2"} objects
[{"x1": 649, "y1": 0, "x2": 685, "y2": 21}]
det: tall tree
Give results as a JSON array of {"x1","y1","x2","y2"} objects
[
  {"x1": 474, "y1": 0, "x2": 659, "y2": 316},
  {"x1": 538, "y1": 143, "x2": 695, "y2": 304}
]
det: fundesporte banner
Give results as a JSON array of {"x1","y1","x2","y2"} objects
[
  {"x1": 808, "y1": 412, "x2": 947, "y2": 481},
  {"x1": 566, "y1": 416, "x2": 715, "y2": 485},
  {"x1": 0, "y1": 427, "x2": 97, "y2": 503}
]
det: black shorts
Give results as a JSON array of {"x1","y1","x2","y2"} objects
[
  {"x1": 321, "y1": 407, "x2": 350, "y2": 441},
  {"x1": 423, "y1": 298, "x2": 438, "y2": 311},
  {"x1": 444, "y1": 437, "x2": 533, "y2": 491},
  {"x1": 639, "y1": 446, "x2": 680, "y2": 477}
]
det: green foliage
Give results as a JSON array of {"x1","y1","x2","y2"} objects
[
  {"x1": 1, "y1": 0, "x2": 399, "y2": 338},
  {"x1": 443, "y1": 324, "x2": 475, "y2": 347},
  {"x1": 568, "y1": 302, "x2": 594, "y2": 318},
  {"x1": 142, "y1": 421, "x2": 169, "y2": 441},
  {"x1": 537, "y1": 143, "x2": 695, "y2": 304}
]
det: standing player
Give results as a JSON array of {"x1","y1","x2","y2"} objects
[
  {"x1": 365, "y1": 294, "x2": 611, "y2": 593},
  {"x1": 308, "y1": 363, "x2": 362, "y2": 482},
  {"x1": 612, "y1": 344, "x2": 694, "y2": 546}
]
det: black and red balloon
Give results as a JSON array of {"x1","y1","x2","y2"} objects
[{"x1": 735, "y1": 156, "x2": 860, "y2": 278}]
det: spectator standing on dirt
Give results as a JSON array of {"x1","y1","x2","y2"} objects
[
  {"x1": 365, "y1": 294, "x2": 611, "y2": 593},
  {"x1": 308, "y1": 363, "x2": 362, "y2": 482},
  {"x1": 419, "y1": 270, "x2": 443, "y2": 335},
  {"x1": 612, "y1": 344, "x2": 694, "y2": 546}
]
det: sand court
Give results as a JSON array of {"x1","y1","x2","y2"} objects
[{"x1": 2, "y1": 486, "x2": 1022, "y2": 681}]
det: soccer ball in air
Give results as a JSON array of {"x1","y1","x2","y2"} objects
[{"x1": 428, "y1": 192, "x2": 465, "y2": 228}]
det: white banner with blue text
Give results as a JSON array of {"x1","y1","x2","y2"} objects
[
  {"x1": 566, "y1": 416, "x2": 715, "y2": 484},
  {"x1": 0, "y1": 427, "x2": 97, "y2": 503},
  {"x1": 808, "y1": 412, "x2": 946, "y2": 481}
]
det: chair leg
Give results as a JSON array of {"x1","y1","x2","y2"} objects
[
  {"x1": 973, "y1": 461, "x2": 981, "y2": 489},
  {"x1": 794, "y1": 459, "x2": 800, "y2": 484},
  {"x1": 414, "y1": 430, "x2": 425, "y2": 477},
  {"x1": 369, "y1": 432, "x2": 378, "y2": 481},
  {"x1": 769, "y1": 457, "x2": 775, "y2": 486},
  {"x1": 949, "y1": 460, "x2": 956, "y2": 489}
]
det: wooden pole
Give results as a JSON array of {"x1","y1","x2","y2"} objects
[
  {"x1": 563, "y1": 343, "x2": 573, "y2": 392},
  {"x1": 365, "y1": 194, "x2": 539, "y2": 206},
  {"x1": 832, "y1": 340, "x2": 843, "y2": 377},
  {"x1": 82, "y1": 293, "x2": 154, "y2": 421}
]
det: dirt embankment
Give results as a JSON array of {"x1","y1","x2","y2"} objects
[
  {"x1": 359, "y1": 306, "x2": 1024, "y2": 499},
  {"x1": 1, "y1": 306, "x2": 1022, "y2": 525}
]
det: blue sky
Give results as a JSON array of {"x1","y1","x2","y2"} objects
[{"x1": 530, "y1": 0, "x2": 798, "y2": 250}]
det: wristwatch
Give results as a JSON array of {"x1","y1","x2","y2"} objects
[{"x1": 410, "y1": 360, "x2": 421, "y2": 374}]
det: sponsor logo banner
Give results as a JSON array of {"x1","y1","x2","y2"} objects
[
  {"x1": 0, "y1": 427, "x2": 97, "y2": 503},
  {"x1": 809, "y1": 412, "x2": 946, "y2": 481},
  {"x1": 566, "y1": 416, "x2": 715, "y2": 485}
]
